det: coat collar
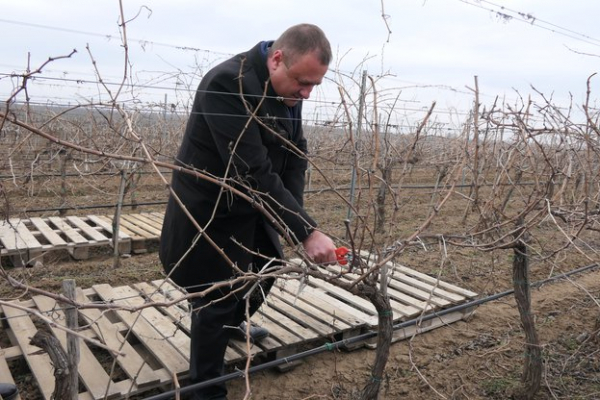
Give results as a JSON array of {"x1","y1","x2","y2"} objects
[
  {"x1": 243, "y1": 41, "x2": 302, "y2": 136},
  {"x1": 244, "y1": 41, "x2": 279, "y2": 100}
]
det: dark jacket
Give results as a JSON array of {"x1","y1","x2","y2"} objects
[{"x1": 159, "y1": 42, "x2": 316, "y2": 291}]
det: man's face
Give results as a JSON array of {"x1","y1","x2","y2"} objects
[{"x1": 268, "y1": 49, "x2": 328, "y2": 107}]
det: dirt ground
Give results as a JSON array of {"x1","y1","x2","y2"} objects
[
  {"x1": 1, "y1": 157, "x2": 600, "y2": 399},
  {"x1": 3, "y1": 243, "x2": 599, "y2": 400},
  {"x1": 226, "y1": 268, "x2": 600, "y2": 400}
]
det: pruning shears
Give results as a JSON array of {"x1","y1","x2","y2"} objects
[{"x1": 335, "y1": 246, "x2": 350, "y2": 266}]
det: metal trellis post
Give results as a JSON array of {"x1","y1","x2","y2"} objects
[{"x1": 346, "y1": 70, "x2": 368, "y2": 228}]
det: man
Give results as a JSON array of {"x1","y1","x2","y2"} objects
[{"x1": 159, "y1": 24, "x2": 337, "y2": 399}]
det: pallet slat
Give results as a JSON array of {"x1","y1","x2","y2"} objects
[
  {"x1": 1, "y1": 301, "x2": 56, "y2": 400},
  {"x1": 31, "y1": 295, "x2": 123, "y2": 400},
  {"x1": 66, "y1": 216, "x2": 110, "y2": 242},
  {"x1": 133, "y1": 282, "x2": 191, "y2": 332},
  {"x1": 269, "y1": 288, "x2": 353, "y2": 332},
  {"x1": 265, "y1": 293, "x2": 341, "y2": 337},
  {"x1": 0, "y1": 220, "x2": 41, "y2": 252},
  {"x1": 95, "y1": 215, "x2": 137, "y2": 239},
  {"x1": 92, "y1": 284, "x2": 190, "y2": 377},
  {"x1": 118, "y1": 215, "x2": 159, "y2": 238},
  {"x1": 86, "y1": 215, "x2": 130, "y2": 241},
  {"x1": 127, "y1": 213, "x2": 163, "y2": 233},
  {"x1": 279, "y1": 279, "x2": 372, "y2": 326},
  {"x1": 75, "y1": 288, "x2": 168, "y2": 388},
  {"x1": 362, "y1": 251, "x2": 478, "y2": 298},
  {"x1": 110, "y1": 285, "x2": 191, "y2": 357},
  {"x1": 13, "y1": 220, "x2": 43, "y2": 250},
  {"x1": 135, "y1": 282, "x2": 251, "y2": 362},
  {"x1": 319, "y1": 266, "x2": 425, "y2": 317},
  {"x1": 29, "y1": 217, "x2": 68, "y2": 247},
  {"x1": 322, "y1": 263, "x2": 449, "y2": 308},
  {"x1": 47, "y1": 217, "x2": 88, "y2": 244}
]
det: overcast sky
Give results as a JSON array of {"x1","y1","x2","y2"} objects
[{"x1": 1, "y1": 0, "x2": 599, "y2": 124}]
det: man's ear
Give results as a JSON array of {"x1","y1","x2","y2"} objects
[{"x1": 271, "y1": 49, "x2": 284, "y2": 66}]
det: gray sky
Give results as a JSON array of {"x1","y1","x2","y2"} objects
[{"x1": 1, "y1": 0, "x2": 599, "y2": 125}]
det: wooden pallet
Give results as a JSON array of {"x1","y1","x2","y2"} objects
[
  {"x1": 288, "y1": 252, "x2": 478, "y2": 347},
  {"x1": 91, "y1": 212, "x2": 164, "y2": 254},
  {"x1": 0, "y1": 257, "x2": 477, "y2": 399},
  {"x1": 0, "y1": 212, "x2": 167, "y2": 266}
]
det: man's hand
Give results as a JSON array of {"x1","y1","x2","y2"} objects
[{"x1": 302, "y1": 230, "x2": 337, "y2": 265}]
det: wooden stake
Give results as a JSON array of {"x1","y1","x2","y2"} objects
[{"x1": 63, "y1": 279, "x2": 80, "y2": 400}]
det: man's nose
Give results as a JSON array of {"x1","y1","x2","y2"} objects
[{"x1": 299, "y1": 85, "x2": 314, "y2": 99}]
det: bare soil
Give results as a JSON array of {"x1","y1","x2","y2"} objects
[
  {"x1": 5, "y1": 246, "x2": 599, "y2": 400},
  {"x1": 1, "y1": 162, "x2": 600, "y2": 399}
]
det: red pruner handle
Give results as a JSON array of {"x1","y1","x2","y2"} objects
[{"x1": 335, "y1": 246, "x2": 349, "y2": 265}]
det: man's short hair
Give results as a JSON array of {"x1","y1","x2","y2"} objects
[{"x1": 270, "y1": 23, "x2": 332, "y2": 67}]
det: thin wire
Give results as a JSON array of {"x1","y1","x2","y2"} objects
[
  {"x1": 1, "y1": 76, "x2": 483, "y2": 121},
  {"x1": 479, "y1": 0, "x2": 600, "y2": 45},
  {"x1": 0, "y1": 18, "x2": 232, "y2": 56},
  {"x1": 456, "y1": 0, "x2": 600, "y2": 48},
  {"x1": 0, "y1": 73, "x2": 345, "y2": 114},
  {"x1": 2, "y1": 70, "x2": 488, "y2": 120}
]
